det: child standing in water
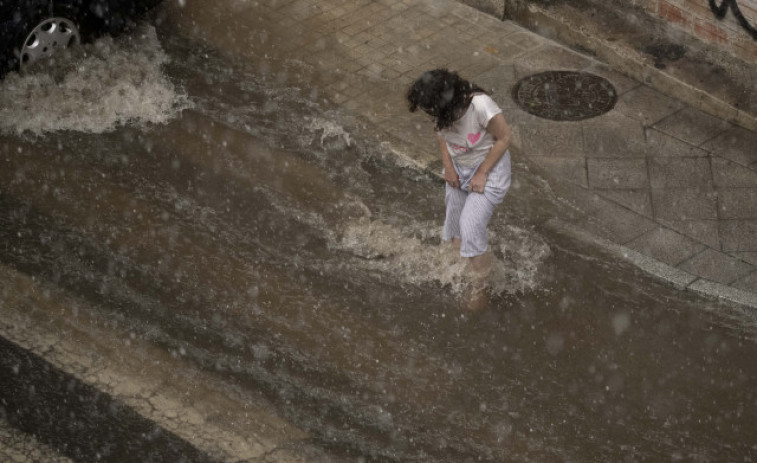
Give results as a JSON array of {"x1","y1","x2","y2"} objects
[{"x1": 407, "y1": 69, "x2": 512, "y2": 311}]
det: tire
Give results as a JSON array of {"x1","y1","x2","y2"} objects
[
  {"x1": 16, "y1": 16, "x2": 81, "y2": 70},
  {"x1": 9, "y1": 1, "x2": 85, "y2": 72}
]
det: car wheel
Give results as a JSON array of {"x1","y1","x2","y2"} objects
[{"x1": 17, "y1": 16, "x2": 81, "y2": 70}]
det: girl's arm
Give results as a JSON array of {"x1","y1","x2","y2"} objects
[
  {"x1": 469, "y1": 113, "x2": 511, "y2": 193},
  {"x1": 437, "y1": 133, "x2": 460, "y2": 189}
]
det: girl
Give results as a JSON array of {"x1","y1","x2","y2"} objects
[{"x1": 407, "y1": 69, "x2": 512, "y2": 310}]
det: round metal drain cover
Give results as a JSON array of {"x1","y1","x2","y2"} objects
[{"x1": 512, "y1": 71, "x2": 617, "y2": 121}]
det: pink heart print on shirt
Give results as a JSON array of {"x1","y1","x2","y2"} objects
[{"x1": 467, "y1": 132, "x2": 482, "y2": 145}]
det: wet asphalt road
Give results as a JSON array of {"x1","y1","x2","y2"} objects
[{"x1": 1, "y1": 10, "x2": 757, "y2": 463}]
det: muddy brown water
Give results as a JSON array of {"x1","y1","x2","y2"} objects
[{"x1": 0, "y1": 21, "x2": 756, "y2": 463}]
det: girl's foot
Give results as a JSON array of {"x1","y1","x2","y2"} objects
[{"x1": 463, "y1": 280, "x2": 489, "y2": 312}]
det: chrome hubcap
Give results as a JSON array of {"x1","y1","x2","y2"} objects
[{"x1": 20, "y1": 17, "x2": 81, "y2": 67}]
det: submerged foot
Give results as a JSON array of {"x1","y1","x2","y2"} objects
[{"x1": 462, "y1": 280, "x2": 489, "y2": 312}]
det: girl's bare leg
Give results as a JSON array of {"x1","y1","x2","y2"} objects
[
  {"x1": 451, "y1": 237, "x2": 462, "y2": 251},
  {"x1": 465, "y1": 252, "x2": 491, "y2": 312},
  {"x1": 446, "y1": 240, "x2": 490, "y2": 311},
  {"x1": 444, "y1": 237, "x2": 462, "y2": 258},
  {"x1": 470, "y1": 252, "x2": 491, "y2": 275}
]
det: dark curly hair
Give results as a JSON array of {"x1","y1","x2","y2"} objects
[{"x1": 407, "y1": 69, "x2": 486, "y2": 130}]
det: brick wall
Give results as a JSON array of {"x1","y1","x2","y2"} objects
[{"x1": 644, "y1": 0, "x2": 757, "y2": 61}]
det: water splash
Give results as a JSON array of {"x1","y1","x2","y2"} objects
[
  {"x1": 306, "y1": 116, "x2": 353, "y2": 148},
  {"x1": 0, "y1": 24, "x2": 191, "y2": 136},
  {"x1": 336, "y1": 218, "x2": 550, "y2": 295}
]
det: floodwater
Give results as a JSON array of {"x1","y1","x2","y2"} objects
[{"x1": 1, "y1": 18, "x2": 756, "y2": 463}]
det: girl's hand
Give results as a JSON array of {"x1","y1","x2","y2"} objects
[
  {"x1": 470, "y1": 169, "x2": 487, "y2": 193},
  {"x1": 444, "y1": 167, "x2": 460, "y2": 189}
]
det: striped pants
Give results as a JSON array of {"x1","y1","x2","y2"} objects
[{"x1": 443, "y1": 151, "x2": 511, "y2": 258}]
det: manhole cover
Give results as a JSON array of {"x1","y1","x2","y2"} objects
[{"x1": 512, "y1": 71, "x2": 617, "y2": 121}]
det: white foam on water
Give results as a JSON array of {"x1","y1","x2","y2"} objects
[
  {"x1": 336, "y1": 218, "x2": 551, "y2": 295},
  {"x1": 0, "y1": 24, "x2": 191, "y2": 136},
  {"x1": 338, "y1": 218, "x2": 468, "y2": 291},
  {"x1": 305, "y1": 116, "x2": 352, "y2": 149},
  {"x1": 489, "y1": 223, "x2": 552, "y2": 295}
]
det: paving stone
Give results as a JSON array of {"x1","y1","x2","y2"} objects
[
  {"x1": 718, "y1": 189, "x2": 757, "y2": 220},
  {"x1": 648, "y1": 157, "x2": 712, "y2": 189},
  {"x1": 731, "y1": 252, "x2": 757, "y2": 266},
  {"x1": 282, "y1": 1, "x2": 321, "y2": 21},
  {"x1": 507, "y1": 32, "x2": 544, "y2": 52},
  {"x1": 491, "y1": 19, "x2": 526, "y2": 37},
  {"x1": 644, "y1": 128, "x2": 710, "y2": 157},
  {"x1": 626, "y1": 226, "x2": 707, "y2": 267},
  {"x1": 472, "y1": 63, "x2": 518, "y2": 97},
  {"x1": 720, "y1": 220, "x2": 757, "y2": 252},
  {"x1": 656, "y1": 219, "x2": 721, "y2": 249},
  {"x1": 712, "y1": 157, "x2": 757, "y2": 187},
  {"x1": 587, "y1": 158, "x2": 648, "y2": 189},
  {"x1": 575, "y1": 193, "x2": 658, "y2": 244},
  {"x1": 481, "y1": 39, "x2": 528, "y2": 61},
  {"x1": 502, "y1": 104, "x2": 544, "y2": 130},
  {"x1": 511, "y1": 45, "x2": 595, "y2": 73},
  {"x1": 597, "y1": 189, "x2": 653, "y2": 217},
  {"x1": 614, "y1": 85, "x2": 685, "y2": 126},
  {"x1": 678, "y1": 249, "x2": 755, "y2": 285},
  {"x1": 454, "y1": 52, "x2": 502, "y2": 78},
  {"x1": 582, "y1": 112, "x2": 647, "y2": 158},
  {"x1": 582, "y1": 64, "x2": 641, "y2": 96},
  {"x1": 653, "y1": 107, "x2": 733, "y2": 147},
  {"x1": 732, "y1": 271, "x2": 757, "y2": 293},
  {"x1": 529, "y1": 157, "x2": 588, "y2": 187},
  {"x1": 701, "y1": 126, "x2": 757, "y2": 168},
  {"x1": 516, "y1": 121, "x2": 585, "y2": 156},
  {"x1": 651, "y1": 188, "x2": 719, "y2": 221}
]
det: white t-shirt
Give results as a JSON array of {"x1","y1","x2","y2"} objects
[{"x1": 439, "y1": 94, "x2": 502, "y2": 168}]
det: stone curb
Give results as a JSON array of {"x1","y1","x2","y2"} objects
[{"x1": 544, "y1": 217, "x2": 757, "y2": 312}]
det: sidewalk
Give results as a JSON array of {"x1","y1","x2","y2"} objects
[{"x1": 167, "y1": 0, "x2": 757, "y2": 310}]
